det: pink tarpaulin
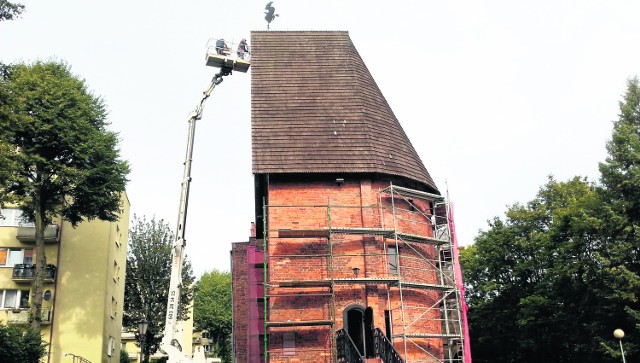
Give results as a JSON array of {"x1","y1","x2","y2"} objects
[
  {"x1": 247, "y1": 246, "x2": 264, "y2": 362},
  {"x1": 447, "y1": 202, "x2": 472, "y2": 363}
]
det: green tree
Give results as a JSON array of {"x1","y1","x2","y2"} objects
[
  {"x1": 0, "y1": 0, "x2": 24, "y2": 22},
  {"x1": 0, "y1": 1, "x2": 24, "y2": 73},
  {"x1": 462, "y1": 78, "x2": 640, "y2": 363},
  {"x1": 462, "y1": 177, "x2": 620, "y2": 363},
  {"x1": 597, "y1": 77, "x2": 640, "y2": 360},
  {"x1": 194, "y1": 270, "x2": 232, "y2": 363},
  {"x1": 0, "y1": 323, "x2": 47, "y2": 363},
  {"x1": 0, "y1": 61, "x2": 129, "y2": 330},
  {"x1": 123, "y1": 215, "x2": 195, "y2": 363}
]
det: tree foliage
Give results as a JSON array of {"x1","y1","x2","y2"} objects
[
  {"x1": 462, "y1": 78, "x2": 640, "y2": 363},
  {"x1": 0, "y1": 0, "x2": 24, "y2": 22},
  {"x1": 0, "y1": 1, "x2": 25, "y2": 75},
  {"x1": 0, "y1": 60, "x2": 129, "y2": 330},
  {"x1": 461, "y1": 177, "x2": 607, "y2": 362},
  {"x1": 597, "y1": 76, "x2": 640, "y2": 358},
  {"x1": 123, "y1": 215, "x2": 195, "y2": 362},
  {"x1": 0, "y1": 323, "x2": 47, "y2": 363},
  {"x1": 194, "y1": 270, "x2": 232, "y2": 363},
  {"x1": 0, "y1": 61, "x2": 129, "y2": 225},
  {"x1": 119, "y1": 347, "x2": 129, "y2": 363}
]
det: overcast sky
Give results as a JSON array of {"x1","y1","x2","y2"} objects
[{"x1": 2, "y1": 0, "x2": 640, "y2": 277}]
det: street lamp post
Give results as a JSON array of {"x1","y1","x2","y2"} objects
[
  {"x1": 138, "y1": 319, "x2": 149, "y2": 363},
  {"x1": 613, "y1": 329, "x2": 626, "y2": 363}
]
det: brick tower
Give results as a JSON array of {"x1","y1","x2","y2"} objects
[{"x1": 232, "y1": 31, "x2": 466, "y2": 363}]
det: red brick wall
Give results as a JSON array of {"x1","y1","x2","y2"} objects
[
  {"x1": 268, "y1": 327, "x2": 333, "y2": 363},
  {"x1": 264, "y1": 177, "x2": 444, "y2": 362},
  {"x1": 232, "y1": 239, "x2": 266, "y2": 363},
  {"x1": 231, "y1": 242, "x2": 249, "y2": 363}
]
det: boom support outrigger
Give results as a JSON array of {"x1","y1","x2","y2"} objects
[{"x1": 160, "y1": 43, "x2": 249, "y2": 362}]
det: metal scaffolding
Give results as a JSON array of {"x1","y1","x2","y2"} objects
[{"x1": 262, "y1": 183, "x2": 466, "y2": 363}]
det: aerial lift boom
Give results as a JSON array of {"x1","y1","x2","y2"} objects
[{"x1": 160, "y1": 41, "x2": 249, "y2": 363}]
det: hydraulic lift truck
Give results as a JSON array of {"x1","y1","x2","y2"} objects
[{"x1": 160, "y1": 39, "x2": 250, "y2": 363}]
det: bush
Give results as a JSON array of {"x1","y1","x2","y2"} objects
[
  {"x1": 120, "y1": 346, "x2": 130, "y2": 363},
  {"x1": 0, "y1": 323, "x2": 47, "y2": 363}
]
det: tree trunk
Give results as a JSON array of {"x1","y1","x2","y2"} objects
[{"x1": 30, "y1": 191, "x2": 47, "y2": 331}]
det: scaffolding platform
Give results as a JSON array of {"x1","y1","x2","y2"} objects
[
  {"x1": 333, "y1": 277, "x2": 400, "y2": 285},
  {"x1": 266, "y1": 293, "x2": 334, "y2": 298},
  {"x1": 331, "y1": 227, "x2": 395, "y2": 236},
  {"x1": 277, "y1": 227, "x2": 395, "y2": 238},
  {"x1": 266, "y1": 320, "x2": 333, "y2": 327},
  {"x1": 395, "y1": 333, "x2": 462, "y2": 339},
  {"x1": 400, "y1": 281, "x2": 454, "y2": 290},
  {"x1": 380, "y1": 185, "x2": 444, "y2": 202},
  {"x1": 396, "y1": 232, "x2": 449, "y2": 245},
  {"x1": 276, "y1": 228, "x2": 449, "y2": 245},
  {"x1": 277, "y1": 229, "x2": 330, "y2": 238},
  {"x1": 274, "y1": 280, "x2": 332, "y2": 288}
]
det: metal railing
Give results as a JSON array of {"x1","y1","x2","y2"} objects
[
  {"x1": 336, "y1": 329, "x2": 365, "y2": 363},
  {"x1": 65, "y1": 353, "x2": 91, "y2": 363},
  {"x1": 12, "y1": 264, "x2": 56, "y2": 280},
  {"x1": 206, "y1": 38, "x2": 251, "y2": 62},
  {"x1": 374, "y1": 328, "x2": 405, "y2": 363}
]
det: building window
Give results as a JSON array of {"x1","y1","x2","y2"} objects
[
  {"x1": 113, "y1": 260, "x2": 120, "y2": 282},
  {"x1": 23, "y1": 249, "x2": 33, "y2": 265},
  {"x1": 283, "y1": 332, "x2": 296, "y2": 355},
  {"x1": 0, "y1": 248, "x2": 35, "y2": 267},
  {"x1": 7, "y1": 249, "x2": 23, "y2": 266},
  {"x1": 111, "y1": 297, "x2": 117, "y2": 319},
  {"x1": 3, "y1": 290, "x2": 17, "y2": 308},
  {"x1": 407, "y1": 199, "x2": 416, "y2": 212},
  {"x1": 107, "y1": 336, "x2": 115, "y2": 356},
  {"x1": 114, "y1": 225, "x2": 122, "y2": 251},
  {"x1": 1, "y1": 290, "x2": 30, "y2": 309},
  {"x1": 20, "y1": 290, "x2": 29, "y2": 307},
  {"x1": 388, "y1": 246, "x2": 398, "y2": 274},
  {"x1": 0, "y1": 208, "x2": 24, "y2": 227}
]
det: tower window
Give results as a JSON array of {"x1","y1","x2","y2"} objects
[{"x1": 388, "y1": 246, "x2": 398, "y2": 274}]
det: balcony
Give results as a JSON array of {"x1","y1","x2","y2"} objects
[
  {"x1": 16, "y1": 224, "x2": 60, "y2": 243},
  {"x1": 12, "y1": 264, "x2": 56, "y2": 283},
  {"x1": 6, "y1": 308, "x2": 52, "y2": 325},
  {"x1": 193, "y1": 337, "x2": 211, "y2": 345}
]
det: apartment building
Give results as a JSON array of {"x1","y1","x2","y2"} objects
[{"x1": 0, "y1": 193, "x2": 130, "y2": 363}]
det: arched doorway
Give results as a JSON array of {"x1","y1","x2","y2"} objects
[{"x1": 343, "y1": 305, "x2": 374, "y2": 358}]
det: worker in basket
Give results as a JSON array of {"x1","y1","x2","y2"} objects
[
  {"x1": 215, "y1": 38, "x2": 230, "y2": 55},
  {"x1": 237, "y1": 38, "x2": 250, "y2": 59}
]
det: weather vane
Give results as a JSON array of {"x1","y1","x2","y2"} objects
[{"x1": 264, "y1": 2, "x2": 279, "y2": 30}]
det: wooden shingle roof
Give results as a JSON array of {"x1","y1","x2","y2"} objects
[{"x1": 251, "y1": 31, "x2": 438, "y2": 193}]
